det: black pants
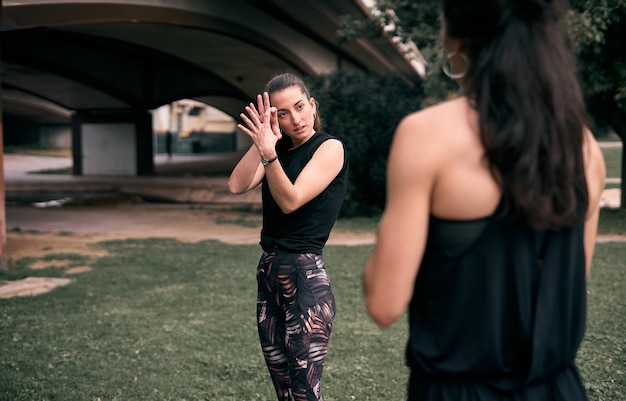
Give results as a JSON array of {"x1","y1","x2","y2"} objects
[{"x1": 256, "y1": 250, "x2": 336, "y2": 401}]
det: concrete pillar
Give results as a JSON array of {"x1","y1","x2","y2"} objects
[
  {"x1": 0, "y1": 0, "x2": 6, "y2": 268},
  {"x1": 71, "y1": 110, "x2": 154, "y2": 176}
]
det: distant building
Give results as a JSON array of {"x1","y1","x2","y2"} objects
[
  {"x1": 152, "y1": 100, "x2": 238, "y2": 154},
  {"x1": 152, "y1": 99, "x2": 236, "y2": 136}
]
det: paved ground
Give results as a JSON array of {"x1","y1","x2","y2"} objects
[{"x1": 4, "y1": 152, "x2": 260, "y2": 205}]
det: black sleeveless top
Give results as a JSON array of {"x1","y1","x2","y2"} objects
[
  {"x1": 260, "y1": 132, "x2": 349, "y2": 254},
  {"x1": 406, "y1": 201, "x2": 588, "y2": 400}
]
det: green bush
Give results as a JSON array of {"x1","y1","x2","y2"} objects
[{"x1": 307, "y1": 70, "x2": 425, "y2": 217}]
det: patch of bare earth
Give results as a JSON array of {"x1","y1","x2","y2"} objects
[
  {"x1": 5, "y1": 202, "x2": 618, "y2": 299},
  {"x1": 1, "y1": 205, "x2": 375, "y2": 298},
  {"x1": 7, "y1": 232, "x2": 111, "y2": 259},
  {"x1": 0, "y1": 232, "x2": 107, "y2": 298}
]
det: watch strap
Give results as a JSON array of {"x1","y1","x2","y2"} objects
[{"x1": 261, "y1": 155, "x2": 278, "y2": 166}]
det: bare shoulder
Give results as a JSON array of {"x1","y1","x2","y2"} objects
[
  {"x1": 316, "y1": 137, "x2": 344, "y2": 156},
  {"x1": 310, "y1": 137, "x2": 344, "y2": 169},
  {"x1": 400, "y1": 96, "x2": 466, "y2": 123},
  {"x1": 398, "y1": 96, "x2": 472, "y2": 136},
  {"x1": 322, "y1": 137, "x2": 343, "y2": 149},
  {"x1": 393, "y1": 97, "x2": 475, "y2": 160}
]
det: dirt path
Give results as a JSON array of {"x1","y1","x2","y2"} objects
[
  {"x1": 4, "y1": 203, "x2": 376, "y2": 259},
  {"x1": 1, "y1": 203, "x2": 376, "y2": 298},
  {"x1": 2, "y1": 202, "x2": 623, "y2": 298}
]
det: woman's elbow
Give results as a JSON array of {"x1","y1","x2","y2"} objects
[
  {"x1": 279, "y1": 205, "x2": 297, "y2": 214},
  {"x1": 227, "y1": 182, "x2": 239, "y2": 195},
  {"x1": 277, "y1": 198, "x2": 301, "y2": 214},
  {"x1": 365, "y1": 299, "x2": 403, "y2": 329},
  {"x1": 227, "y1": 179, "x2": 246, "y2": 195}
]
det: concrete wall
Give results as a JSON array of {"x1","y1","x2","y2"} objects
[
  {"x1": 39, "y1": 125, "x2": 71, "y2": 149},
  {"x1": 81, "y1": 123, "x2": 137, "y2": 175}
]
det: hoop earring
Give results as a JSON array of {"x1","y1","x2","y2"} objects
[
  {"x1": 442, "y1": 52, "x2": 469, "y2": 80},
  {"x1": 313, "y1": 112, "x2": 317, "y2": 120}
]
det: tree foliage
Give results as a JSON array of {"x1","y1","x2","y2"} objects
[
  {"x1": 306, "y1": 70, "x2": 424, "y2": 217},
  {"x1": 355, "y1": 1, "x2": 626, "y2": 135},
  {"x1": 568, "y1": 1, "x2": 626, "y2": 138},
  {"x1": 338, "y1": 0, "x2": 456, "y2": 103},
  {"x1": 567, "y1": 0, "x2": 626, "y2": 208},
  {"x1": 340, "y1": 0, "x2": 626, "y2": 207}
]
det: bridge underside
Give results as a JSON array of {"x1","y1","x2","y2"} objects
[{"x1": 1, "y1": 0, "x2": 423, "y2": 175}]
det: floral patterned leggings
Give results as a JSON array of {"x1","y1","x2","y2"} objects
[{"x1": 256, "y1": 250, "x2": 336, "y2": 401}]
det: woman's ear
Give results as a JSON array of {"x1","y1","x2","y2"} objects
[
  {"x1": 444, "y1": 36, "x2": 466, "y2": 55},
  {"x1": 456, "y1": 38, "x2": 469, "y2": 55}
]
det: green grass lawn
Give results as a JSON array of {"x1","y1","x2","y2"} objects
[
  {"x1": 577, "y1": 242, "x2": 626, "y2": 401},
  {"x1": 599, "y1": 208, "x2": 626, "y2": 236},
  {"x1": 1, "y1": 220, "x2": 625, "y2": 400},
  {"x1": 0, "y1": 142, "x2": 623, "y2": 400},
  {"x1": 602, "y1": 147, "x2": 622, "y2": 180}
]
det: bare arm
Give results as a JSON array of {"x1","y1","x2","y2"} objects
[
  {"x1": 228, "y1": 92, "x2": 344, "y2": 212},
  {"x1": 228, "y1": 144, "x2": 265, "y2": 194},
  {"x1": 265, "y1": 138, "x2": 344, "y2": 214},
  {"x1": 582, "y1": 128, "x2": 607, "y2": 277},
  {"x1": 363, "y1": 113, "x2": 438, "y2": 328},
  {"x1": 228, "y1": 93, "x2": 280, "y2": 195}
]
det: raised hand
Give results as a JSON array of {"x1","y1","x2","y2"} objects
[{"x1": 237, "y1": 92, "x2": 281, "y2": 157}]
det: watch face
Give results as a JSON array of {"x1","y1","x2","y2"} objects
[{"x1": 262, "y1": 156, "x2": 277, "y2": 166}]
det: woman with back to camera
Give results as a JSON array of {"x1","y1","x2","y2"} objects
[
  {"x1": 363, "y1": 0, "x2": 606, "y2": 400},
  {"x1": 228, "y1": 72, "x2": 348, "y2": 401}
]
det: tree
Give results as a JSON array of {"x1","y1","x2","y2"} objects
[
  {"x1": 338, "y1": 0, "x2": 455, "y2": 103},
  {"x1": 306, "y1": 70, "x2": 424, "y2": 217},
  {"x1": 341, "y1": 0, "x2": 626, "y2": 208},
  {"x1": 361, "y1": 0, "x2": 453, "y2": 102},
  {"x1": 568, "y1": 0, "x2": 626, "y2": 208}
]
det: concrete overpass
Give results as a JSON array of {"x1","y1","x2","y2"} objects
[
  {"x1": 0, "y1": 0, "x2": 424, "y2": 262},
  {"x1": 1, "y1": 0, "x2": 423, "y2": 173}
]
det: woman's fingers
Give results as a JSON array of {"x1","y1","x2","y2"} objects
[
  {"x1": 245, "y1": 104, "x2": 261, "y2": 121},
  {"x1": 267, "y1": 107, "x2": 281, "y2": 139},
  {"x1": 239, "y1": 94, "x2": 279, "y2": 145},
  {"x1": 239, "y1": 104, "x2": 270, "y2": 138},
  {"x1": 239, "y1": 111, "x2": 256, "y2": 131},
  {"x1": 256, "y1": 94, "x2": 265, "y2": 116},
  {"x1": 236, "y1": 123, "x2": 252, "y2": 136},
  {"x1": 242, "y1": 104, "x2": 264, "y2": 129},
  {"x1": 263, "y1": 92, "x2": 271, "y2": 112}
]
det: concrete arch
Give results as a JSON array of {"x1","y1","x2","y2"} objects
[
  {"x1": 2, "y1": 0, "x2": 403, "y2": 119},
  {"x1": 1, "y1": 0, "x2": 424, "y2": 176},
  {"x1": 2, "y1": 1, "x2": 314, "y2": 117},
  {"x1": 0, "y1": 0, "x2": 426, "y2": 260}
]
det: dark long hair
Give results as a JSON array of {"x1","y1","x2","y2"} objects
[
  {"x1": 264, "y1": 72, "x2": 322, "y2": 132},
  {"x1": 441, "y1": 0, "x2": 588, "y2": 229}
]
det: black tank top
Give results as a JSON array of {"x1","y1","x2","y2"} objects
[
  {"x1": 260, "y1": 132, "x2": 349, "y2": 254},
  {"x1": 406, "y1": 201, "x2": 587, "y2": 400}
]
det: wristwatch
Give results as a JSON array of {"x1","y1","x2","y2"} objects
[{"x1": 261, "y1": 155, "x2": 278, "y2": 166}]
